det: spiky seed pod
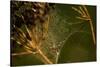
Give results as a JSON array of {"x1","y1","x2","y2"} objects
[{"x1": 11, "y1": 1, "x2": 55, "y2": 62}]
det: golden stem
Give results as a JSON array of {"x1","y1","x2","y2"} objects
[
  {"x1": 89, "y1": 20, "x2": 96, "y2": 45},
  {"x1": 79, "y1": 6, "x2": 87, "y2": 17},
  {"x1": 12, "y1": 52, "x2": 32, "y2": 56},
  {"x1": 37, "y1": 48, "x2": 53, "y2": 64},
  {"x1": 82, "y1": 5, "x2": 96, "y2": 45},
  {"x1": 72, "y1": 7, "x2": 83, "y2": 15}
]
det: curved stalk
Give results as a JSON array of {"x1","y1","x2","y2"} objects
[{"x1": 82, "y1": 5, "x2": 96, "y2": 45}]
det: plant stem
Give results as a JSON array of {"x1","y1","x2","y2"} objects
[
  {"x1": 37, "y1": 47, "x2": 53, "y2": 64},
  {"x1": 83, "y1": 5, "x2": 96, "y2": 45},
  {"x1": 12, "y1": 52, "x2": 32, "y2": 56}
]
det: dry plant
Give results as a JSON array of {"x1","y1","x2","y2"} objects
[
  {"x1": 11, "y1": 1, "x2": 96, "y2": 65},
  {"x1": 72, "y1": 5, "x2": 96, "y2": 45},
  {"x1": 11, "y1": 1, "x2": 54, "y2": 64}
]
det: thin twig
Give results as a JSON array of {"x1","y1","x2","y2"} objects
[
  {"x1": 76, "y1": 16, "x2": 90, "y2": 20},
  {"x1": 72, "y1": 7, "x2": 83, "y2": 15},
  {"x1": 78, "y1": 6, "x2": 87, "y2": 17},
  {"x1": 37, "y1": 48, "x2": 53, "y2": 64},
  {"x1": 72, "y1": 5, "x2": 96, "y2": 45},
  {"x1": 12, "y1": 52, "x2": 33, "y2": 56},
  {"x1": 82, "y1": 5, "x2": 96, "y2": 45}
]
